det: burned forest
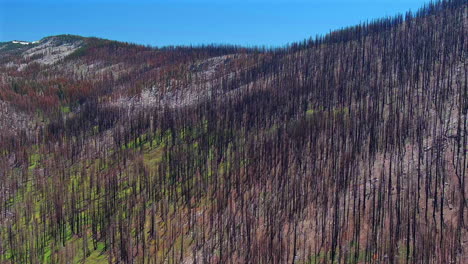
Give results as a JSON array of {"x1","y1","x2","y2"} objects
[{"x1": 0, "y1": 0, "x2": 467, "y2": 263}]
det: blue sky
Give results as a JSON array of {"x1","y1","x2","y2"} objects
[{"x1": 0, "y1": 0, "x2": 431, "y2": 47}]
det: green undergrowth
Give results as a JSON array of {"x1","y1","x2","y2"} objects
[
  {"x1": 1, "y1": 119, "x2": 250, "y2": 263},
  {"x1": 60, "y1": 105, "x2": 71, "y2": 114}
]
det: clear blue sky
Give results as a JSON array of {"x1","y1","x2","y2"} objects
[{"x1": 0, "y1": 0, "x2": 431, "y2": 47}]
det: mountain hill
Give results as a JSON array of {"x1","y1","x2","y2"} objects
[{"x1": 0, "y1": 0, "x2": 466, "y2": 263}]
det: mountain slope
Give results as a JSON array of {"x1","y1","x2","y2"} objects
[{"x1": 0, "y1": 0, "x2": 467, "y2": 263}]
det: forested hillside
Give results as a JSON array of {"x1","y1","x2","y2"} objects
[{"x1": 0, "y1": 0, "x2": 467, "y2": 263}]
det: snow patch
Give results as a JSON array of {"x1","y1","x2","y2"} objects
[{"x1": 12, "y1": 40, "x2": 33, "y2": 45}]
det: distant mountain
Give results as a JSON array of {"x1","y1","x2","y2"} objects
[{"x1": 0, "y1": 0, "x2": 466, "y2": 263}]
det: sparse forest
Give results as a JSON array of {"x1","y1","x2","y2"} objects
[{"x1": 0, "y1": 0, "x2": 467, "y2": 263}]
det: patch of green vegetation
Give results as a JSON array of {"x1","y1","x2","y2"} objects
[
  {"x1": 43, "y1": 244, "x2": 52, "y2": 263},
  {"x1": 29, "y1": 153, "x2": 41, "y2": 169},
  {"x1": 305, "y1": 246, "x2": 366, "y2": 264},
  {"x1": 1, "y1": 116, "x2": 251, "y2": 264},
  {"x1": 333, "y1": 106, "x2": 349, "y2": 116},
  {"x1": 72, "y1": 236, "x2": 107, "y2": 264},
  {"x1": 86, "y1": 249, "x2": 108, "y2": 264},
  {"x1": 306, "y1": 109, "x2": 317, "y2": 115},
  {"x1": 122, "y1": 130, "x2": 173, "y2": 151},
  {"x1": 60, "y1": 105, "x2": 71, "y2": 114},
  {"x1": 144, "y1": 147, "x2": 164, "y2": 170},
  {"x1": 305, "y1": 105, "x2": 324, "y2": 116}
]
